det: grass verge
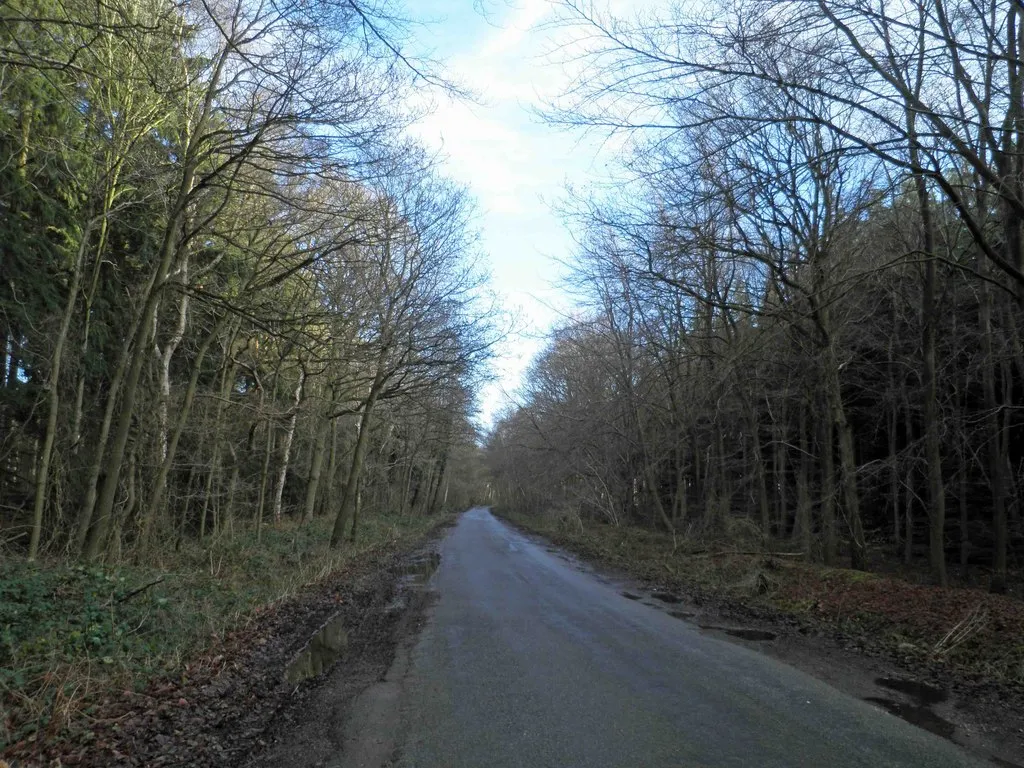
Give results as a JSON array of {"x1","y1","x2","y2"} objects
[
  {"x1": 0, "y1": 512, "x2": 445, "y2": 754},
  {"x1": 499, "y1": 509, "x2": 1024, "y2": 686}
]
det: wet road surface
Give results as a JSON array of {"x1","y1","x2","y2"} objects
[{"x1": 387, "y1": 507, "x2": 983, "y2": 768}]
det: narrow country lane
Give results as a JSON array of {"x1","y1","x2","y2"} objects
[{"x1": 384, "y1": 508, "x2": 982, "y2": 768}]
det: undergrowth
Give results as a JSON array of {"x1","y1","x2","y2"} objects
[{"x1": 0, "y1": 512, "x2": 440, "y2": 752}]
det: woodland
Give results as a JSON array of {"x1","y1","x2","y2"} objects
[
  {"x1": 487, "y1": 0, "x2": 1024, "y2": 592},
  {"x1": 0, "y1": 0, "x2": 495, "y2": 565}
]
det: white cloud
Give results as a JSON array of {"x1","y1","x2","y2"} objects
[{"x1": 409, "y1": 0, "x2": 626, "y2": 427}]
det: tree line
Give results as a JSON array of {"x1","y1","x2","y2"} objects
[
  {"x1": 1, "y1": 0, "x2": 494, "y2": 562},
  {"x1": 486, "y1": 0, "x2": 1024, "y2": 591}
]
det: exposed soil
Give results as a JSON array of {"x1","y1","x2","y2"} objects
[{"x1": 5, "y1": 519, "x2": 453, "y2": 768}]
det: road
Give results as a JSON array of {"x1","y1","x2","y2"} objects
[{"x1": 380, "y1": 507, "x2": 983, "y2": 768}]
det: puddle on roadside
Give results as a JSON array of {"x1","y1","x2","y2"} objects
[
  {"x1": 399, "y1": 552, "x2": 440, "y2": 582},
  {"x1": 285, "y1": 615, "x2": 348, "y2": 685},
  {"x1": 699, "y1": 624, "x2": 776, "y2": 641},
  {"x1": 621, "y1": 591, "x2": 642, "y2": 600},
  {"x1": 864, "y1": 697, "x2": 955, "y2": 740},
  {"x1": 724, "y1": 628, "x2": 776, "y2": 641},
  {"x1": 651, "y1": 591, "x2": 682, "y2": 604},
  {"x1": 669, "y1": 610, "x2": 696, "y2": 620},
  {"x1": 863, "y1": 677, "x2": 958, "y2": 743},
  {"x1": 875, "y1": 677, "x2": 947, "y2": 705}
]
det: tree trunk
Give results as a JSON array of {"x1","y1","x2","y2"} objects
[
  {"x1": 331, "y1": 359, "x2": 387, "y2": 547},
  {"x1": 889, "y1": 398, "x2": 901, "y2": 551},
  {"x1": 821, "y1": 413, "x2": 837, "y2": 566},
  {"x1": 272, "y1": 367, "x2": 305, "y2": 525},
  {"x1": 302, "y1": 416, "x2": 330, "y2": 523},
  {"x1": 981, "y1": 269, "x2": 1008, "y2": 592},
  {"x1": 29, "y1": 223, "x2": 93, "y2": 560},
  {"x1": 795, "y1": 403, "x2": 812, "y2": 557},
  {"x1": 904, "y1": 407, "x2": 915, "y2": 565},
  {"x1": 824, "y1": 344, "x2": 865, "y2": 570},
  {"x1": 138, "y1": 318, "x2": 224, "y2": 549}
]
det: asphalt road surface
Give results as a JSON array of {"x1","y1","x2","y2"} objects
[{"x1": 386, "y1": 507, "x2": 983, "y2": 768}]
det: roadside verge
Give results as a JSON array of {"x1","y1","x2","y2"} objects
[{"x1": 1, "y1": 513, "x2": 454, "y2": 767}]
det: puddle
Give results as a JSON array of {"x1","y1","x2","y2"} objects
[
  {"x1": 399, "y1": 552, "x2": 440, "y2": 579},
  {"x1": 699, "y1": 625, "x2": 776, "y2": 641},
  {"x1": 669, "y1": 610, "x2": 696, "y2": 620},
  {"x1": 650, "y1": 591, "x2": 682, "y2": 604},
  {"x1": 864, "y1": 678, "x2": 957, "y2": 743},
  {"x1": 864, "y1": 697, "x2": 955, "y2": 740},
  {"x1": 875, "y1": 677, "x2": 947, "y2": 705},
  {"x1": 285, "y1": 615, "x2": 348, "y2": 684},
  {"x1": 724, "y1": 628, "x2": 776, "y2": 641},
  {"x1": 621, "y1": 591, "x2": 642, "y2": 600}
]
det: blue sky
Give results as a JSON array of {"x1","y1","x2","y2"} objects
[{"x1": 403, "y1": 0, "x2": 621, "y2": 427}]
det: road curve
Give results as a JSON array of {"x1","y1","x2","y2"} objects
[{"x1": 390, "y1": 507, "x2": 982, "y2": 768}]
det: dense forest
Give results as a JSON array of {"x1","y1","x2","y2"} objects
[
  {"x1": 0, "y1": 0, "x2": 494, "y2": 563},
  {"x1": 487, "y1": 0, "x2": 1024, "y2": 591}
]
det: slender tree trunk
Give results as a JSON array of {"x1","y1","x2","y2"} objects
[
  {"x1": 29, "y1": 223, "x2": 93, "y2": 560},
  {"x1": 138, "y1": 319, "x2": 225, "y2": 548},
  {"x1": 272, "y1": 367, "x2": 305, "y2": 525},
  {"x1": 795, "y1": 403, "x2": 812, "y2": 558},
  {"x1": 302, "y1": 416, "x2": 330, "y2": 524},
  {"x1": 749, "y1": 404, "x2": 770, "y2": 536},
  {"x1": 331, "y1": 359, "x2": 387, "y2": 547},
  {"x1": 774, "y1": 421, "x2": 788, "y2": 538},
  {"x1": 318, "y1": 415, "x2": 339, "y2": 519},
  {"x1": 224, "y1": 445, "x2": 240, "y2": 540},
  {"x1": 889, "y1": 399, "x2": 901, "y2": 551},
  {"x1": 256, "y1": 423, "x2": 275, "y2": 543},
  {"x1": 904, "y1": 405, "x2": 915, "y2": 565},
  {"x1": 824, "y1": 343, "x2": 866, "y2": 570},
  {"x1": 74, "y1": 328, "x2": 135, "y2": 557},
  {"x1": 429, "y1": 451, "x2": 450, "y2": 515},
  {"x1": 981, "y1": 271, "x2": 1008, "y2": 592},
  {"x1": 84, "y1": 206, "x2": 188, "y2": 561},
  {"x1": 155, "y1": 255, "x2": 190, "y2": 463},
  {"x1": 821, "y1": 413, "x2": 837, "y2": 566}
]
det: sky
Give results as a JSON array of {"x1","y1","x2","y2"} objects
[{"x1": 403, "y1": 0, "x2": 621, "y2": 428}]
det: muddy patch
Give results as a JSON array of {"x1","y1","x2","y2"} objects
[
  {"x1": 621, "y1": 591, "x2": 642, "y2": 600},
  {"x1": 864, "y1": 697, "x2": 956, "y2": 740}
]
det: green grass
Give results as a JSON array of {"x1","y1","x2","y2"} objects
[{"x1": 0, "y1": 512, "x2": 445, "y2": 751}]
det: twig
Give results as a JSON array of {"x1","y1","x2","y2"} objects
[
  {"x1": 109, "y1": 576, "x2": 165, "y2": 606},
  {"x1": 691, "y1": 550, "x2": 804, "y2": 558},
  {"x1": 932, "y1": 605, "x2": 987, "y2": 657}
]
